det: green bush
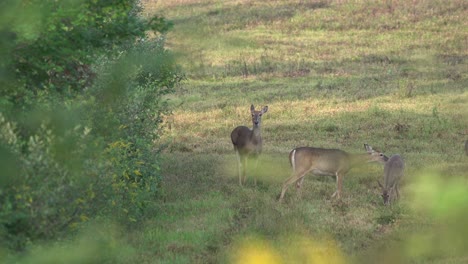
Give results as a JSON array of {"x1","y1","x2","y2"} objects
[
  {"x1": 0, "y1": 0, "x2": 182, "y2": 252},
  {"x1": 0, "y1": 114, "x2": 95, "y2": 250},
  {"x1": 87, "y1": 38, "x2": 183, "y2": 221}
]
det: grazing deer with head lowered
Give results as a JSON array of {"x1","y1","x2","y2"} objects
[
  {"x1": 279, "y1": 143, "x2": 388, "y2": 201},
  {"x1": 378, "y1": 154, "x2": 405, "y2": 205},
  {"x1": 231, "y1": 104, "x2": 268, "y2": 186}
]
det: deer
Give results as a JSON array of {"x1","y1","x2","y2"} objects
[
  {"x1": 231, "y1": 104, "x2": 268, "y2": 186},
  {"x1": 378, "y1": 154, "x2": 405, "y2": 205},
  {"x1": 278, "y1": 143, "x2": 388, "y2": 201}
]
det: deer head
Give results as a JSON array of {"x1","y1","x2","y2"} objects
[
  {"x1": 364, "y1": 143, "x2": 389, "y2": 164},
  {"x1": 377, "y1": 180, "x2": 390, "y2": 205},
  {"x1": 250, "y1": 104, "x2": 268, "y2": 127}
]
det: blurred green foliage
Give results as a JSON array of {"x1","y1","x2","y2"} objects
[
  {"x1": 406, "y1": 173, "x2": 468, "y2": 260},
  {"x1": 0, "y1": 0, "x2": 182, "y2": 253},
  {"x1": 2, "y1": 223, "x2": 134, "y2": 264}
]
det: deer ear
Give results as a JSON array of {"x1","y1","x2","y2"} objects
[
  {"x1": 364, "y1": 143, "x2": 373, "y2": 153},
  {"x1": 262, "y1": 106, "x2": 268, "y2": 113},
  {"x1": 250, "y1": 104, "x2": 255, "y2": 112}
]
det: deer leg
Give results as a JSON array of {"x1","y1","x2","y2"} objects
[
  {"x1": 242, "y1": 156, "x2": 248, "y2": 185},
  {"x1": 279, "y1": 175, "x2": 297, "y2": 202},
  {"x1": 331, "y1": 172, "x2": 343, "y2": 199},
  {"x1": 279, "y1": 170, "x2": 309, "y2": 202},
  {"x1": 236, "y1": 150, "x2": 242, "y2": 186},
  {"x1": 253, "y1": 157, "x2": 259, "y2": 186},
  {"x1": 395, "y1": 184, "x2": 400, "y2": 199},
  {"x1": 391, "y1": 187, "x2": 397, "y2": 204},
  {"x1": 295, "y1": 176, "x2": 306, "y2": 199},
  {"x1": 296, "y1": 176, "x2": 305, "y2": 189}
]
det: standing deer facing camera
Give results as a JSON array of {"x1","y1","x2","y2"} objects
[
  {"x1": 378, "y1": 154, "x2": 405, "y2": 205},
  {"x1": 231, "y1": 104, "x2": 268, "y2": 186},
  {"x1": 279, "y1": 143, "x2": 388, "y2": 201}
]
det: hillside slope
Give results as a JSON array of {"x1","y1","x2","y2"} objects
[{"x1": 139, "y1": 1, "x2": 468, "y2": 263}]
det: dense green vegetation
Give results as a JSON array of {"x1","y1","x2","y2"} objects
[
  {"x1": 0, "y1": 0, "x2": 182, "y2": 259},
  {"x1": 1, "y1": 0, "x2": 467, "y2": 263}
]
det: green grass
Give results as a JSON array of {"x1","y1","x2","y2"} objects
[
  {"x1": 133, "y1": 0, "x2": 468, "y2": 262},
  {"x1": 10, "y1": 0, "x2": 463, "y2": 263}
]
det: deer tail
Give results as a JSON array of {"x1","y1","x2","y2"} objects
[{"x1": 289, "y1": 148, "x2": 296, "y2": 173}]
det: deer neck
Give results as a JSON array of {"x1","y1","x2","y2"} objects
[
  {"x1": 250, "y1": 124, "x2": 262, "y2": 142},
  {"x1": 349, "y1": 153, "x2": 369, "y2": 168}
]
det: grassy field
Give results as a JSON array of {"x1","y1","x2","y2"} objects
[{"x1": 134, "y1": 0, "x2": 467, "y2": 263}]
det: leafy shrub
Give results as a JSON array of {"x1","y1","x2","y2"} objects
[
  {"x1": 0, "y1": 114, "x2": 95, "y2": 250},
  {"x1": 0, "y1": 0, "x2": 183, "y2": 252},
  {"x1": 87, "y1": 37, "x2": 183, "y2": 221}
]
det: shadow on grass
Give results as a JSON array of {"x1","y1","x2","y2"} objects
[
  {"x1": 160, "y1": 152, "x2": 291, "y2": 201},
  {"x1": 163, "y1": 1, "x2": 329, "y2": 32}
]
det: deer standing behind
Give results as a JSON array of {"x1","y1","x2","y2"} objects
[
  {"x1": 231, "y1": 104, "x2": 268, "y2": 186},
  {"x1": 378, "y1": 154, "x2": 405, "y2": 205},
  {"x1": 279, "y1": 144, "x2": 388, "y2": 201}
]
